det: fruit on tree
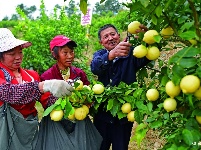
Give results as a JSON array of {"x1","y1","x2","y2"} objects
[
  {"x1": 143, "y1": 30, "x2": 159, "y2": 44},
  {"x1": 146, "y1": 46, "x2": 160, "y2": 60},
  {"x1": 127, "y1": 21, "x2": 141, "y2": 34},
  {"x1": 165, "y1": 81, "x2": 181, "y2": 98},
  {"x1": 163, "y1": 98, "x2": 177, "y2": 112},
  {"x1": 75, "y1": 80, "x2": 83, "y2": 90},
  {"x1": 82, "y1": 105, "x2": 89, "y2": 114},
  {"x1": 194, "y1": 87, "x2": 201, "y2": 100},
  {"x1": 92, "y1": 84, "x2": 104, "y2": 94},
  {"x1": 133, "y1": 45, "x2": 147, "y2": 58},
  {"x1": 146, "y1": 89, "x2": 159, "y2": 101},
  {"x1": 180, "y1": 75, "x2": 200, "y2": 94},
  {"x1": 188, "y1": 39, "x2": 197, "y2": 45},
  {"x1": 50, "y1": 109, "x2": 64, "y2": 121},
  {"x1": 83, "y1": 85, "x2": 91, "y2": 90},
  {"x1": 196, "y1": 116, "x2": 201, "y2": 124},
  {"x1": 121, "y1": 103, "x2": 132, "y2": 113},
  {"x1": 74, "y1": 107, "x2": 87, "y2": 120},
  {"x1": 160, "y1": 27, "x2": 174, "y2": 39},
  {"x1": 127, "y1": 111, "x2": 135, "y2": 122}
]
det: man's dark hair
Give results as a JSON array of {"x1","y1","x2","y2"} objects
[{"x1": 98, "y1": 24, "x2": 119, "y2": 41}]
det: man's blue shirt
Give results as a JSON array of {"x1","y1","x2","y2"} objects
[
  {"x1": 90, "y1": 46, "x2": 151, "y2": 124},
  {"x1": 90, "y1": 47, "x2": 150, "y2": 87}
]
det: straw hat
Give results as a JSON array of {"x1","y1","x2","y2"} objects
[{"x1": 0, "y1": 28, "x2": 32, "y2": 53}]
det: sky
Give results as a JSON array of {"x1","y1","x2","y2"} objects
[{"x1": 0, "y1": 0, "x2": 128, "y2": 20}]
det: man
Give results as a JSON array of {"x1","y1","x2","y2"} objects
[{"x1": 90, "y1": 24, "x2": 150, "y2": 150}]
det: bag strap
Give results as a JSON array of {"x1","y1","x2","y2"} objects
[
  {"x1": 0, "y1": 67, "x2": 12, "y2": 116},
  {"x1": 0, "y1": 67, "x2": 12, "y2": 82}
]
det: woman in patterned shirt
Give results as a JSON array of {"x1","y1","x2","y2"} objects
[{"x1": 0, "y1": 28, "x2": 73, "y2": 150}]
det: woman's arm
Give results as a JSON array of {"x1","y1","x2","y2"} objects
[{"x1": 0, "y1": 81, "x2": 42, "y2": 104}]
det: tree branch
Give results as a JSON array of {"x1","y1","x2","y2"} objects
[{"x1": 188, "y1": 0, "x2": 201, "y2": 41}]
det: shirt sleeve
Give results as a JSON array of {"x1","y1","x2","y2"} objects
[
  {"x1": 0, "y1": 81, "x2": 42, "y2": 105},
  {"x1": 90, "y1": 50, "x2": 112, "y2": 76},
  {"x1": 39, "y1": 92, "x2": 58, "y2": 108}
]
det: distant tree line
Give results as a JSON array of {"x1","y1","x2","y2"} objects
[{"x1": 1, "y1": 0, "x2": 124, "y2": 21}]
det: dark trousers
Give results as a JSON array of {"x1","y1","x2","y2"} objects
[{"x1": 94, "y1": 117, "x2": 133, "y2": 150}]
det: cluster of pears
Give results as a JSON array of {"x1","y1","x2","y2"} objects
[
  {"x1": 50, "y1": 80, "x2": 105, "y2": 122},
  {"x1": 128, "y1": 20, "x2": 161, "y2": 60},
  {"x1": 145, "y1": 75, "x2": 201, "y2": 117},
  {"x1": 50, "y1": 104, "x2": 90, "y2": 121},
  {"x1": 121, "y1": 103, "x2": 135, "y2": 122}
]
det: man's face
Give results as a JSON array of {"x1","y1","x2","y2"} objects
[{"x1": 99, "y1": 27, "x2": 120, "y2": 51}]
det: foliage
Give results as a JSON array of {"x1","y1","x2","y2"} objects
[
  {"x1": 0, "y1": 20, "x2": 19, "y2": 28},
  {"x1": 9, "y1": 1, "x2": 94, "y2": 82},
  {"x1": 79, "y1": 0, "x2": 201, "y2": 149},
  {"x1": 94, "y1": 0, "x2": 123, "y2": 15},
  {"x1": 0, "y1": 0, "x2": 200, "y2": 148},
  {"x1": 126, "y1": 0, "x2": 200, "y2": 149}
]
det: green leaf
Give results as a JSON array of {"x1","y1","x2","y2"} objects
[
  {"x1": 164, "y1": 0, "x2": 173, "y2": 11},
  {"x1": 163, "y1": 113, "x2": 169, "y2": 119},
  {"x1": 178, "y1": 16, "x2": 188, "y2": 24},
  {"x1": 131, "y1": 123, "x2": 148, "y2": 147},
  {"x1": 55, "y1": 98, "x2": 62, "y2": 105},
  {"x1": 150, "y1": 120, "x2": 163, "y2": 128},
  {"x1": 191, "y1": 129, "x2": 201, "y2": 143},
  {"x1": 136, "y1": 101, "x2": 148, "y2": 112},
  {"x1": 95, "y1": 96, "x2": 103, "y2": 103},
  {"x1": 64, "y1": 99, "x2": 73, "y2": 118},
  {"x1": 61, "y1": 98, "x2": 67, "y2": 109},
  {"x1": 133, "y1": 88, "x2": 143, "y2": 98},
  {"x1": 182, "y1": 129, "x2": 194, "y2": 146},
  {"x1": 134, "y1": 110, "x2": 143, "y2": 124},
  {"x1": 151, "y1": 14, "x2": 157, "y2": 25},
  {"x1": 196, "y1": 66, "x2": 201, "y2": 78},
  {"x1": 192, "y1": 109, "x2": 201, "y2": 116},
  {"x1": 160, "y1": 75, "x2": 169, "y2": 86},
  {"x1": 140, "y1": 0, "x2": 149, "y2": 8},
  {"x1": 172, "y1": 65, "x2": 185, "y2": 78},
  {"x1": 109, "y1": 100, "x2": 120, "y2": 117},
  {"x1": 154, "y1": 35, "x2": 162, "y2": 43},
  {"x1": 185, "y1": 118, "x2": 200, "y2": 130},
  {"x1": 178, "y1": 31, "x2": 197, "y2": 40},
  {"x1": 171, "y1": 47, "x2": 200, "y2": 58},
  {"x1": 125, "y1": 89, "x2": 134, "y2": 95},
  {"x1": 166, "y1": 144, "x2": 178, "y2": 150},
  {"x1": 107, "y1": 99, "x2": 114, "y2": 111},
  {"x1": 155, "y1": 5, "x2": 162, "y2": 17},
  {"x1": 170, "y1": 112, "x2": 182, "y2": 118},
  {"x1": 171, "y1": 74, "x2": 181, "y2": 85},
  {"x1": 135, "y1": 123, "x2": 147, "y2": 131},
  {"x1": 79, "y1": 0, "x2": 88, "y2": 15},
  {"x1": 43, "y1": 104, "x2": 57, "y2": 117},
  {"x1": 117, "y1": 111, "x2": 127, "y2": 119},
  {"x1": 180, "y1": 22, "x2": 194, "y2": 31},
  {"x1": 147, "y1": 102, "x2": 153, "y2": 112},
  {"x1": 179, "y1": 57, "x2": 197, "y2": 68}
]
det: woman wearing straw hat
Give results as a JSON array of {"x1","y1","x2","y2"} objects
[
  {"x1": 34, "y1": 35, "x2": 102, "y2": 150},
  {"x1": 0, "y1": 28, "x2": 74, "y2": 150}
]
